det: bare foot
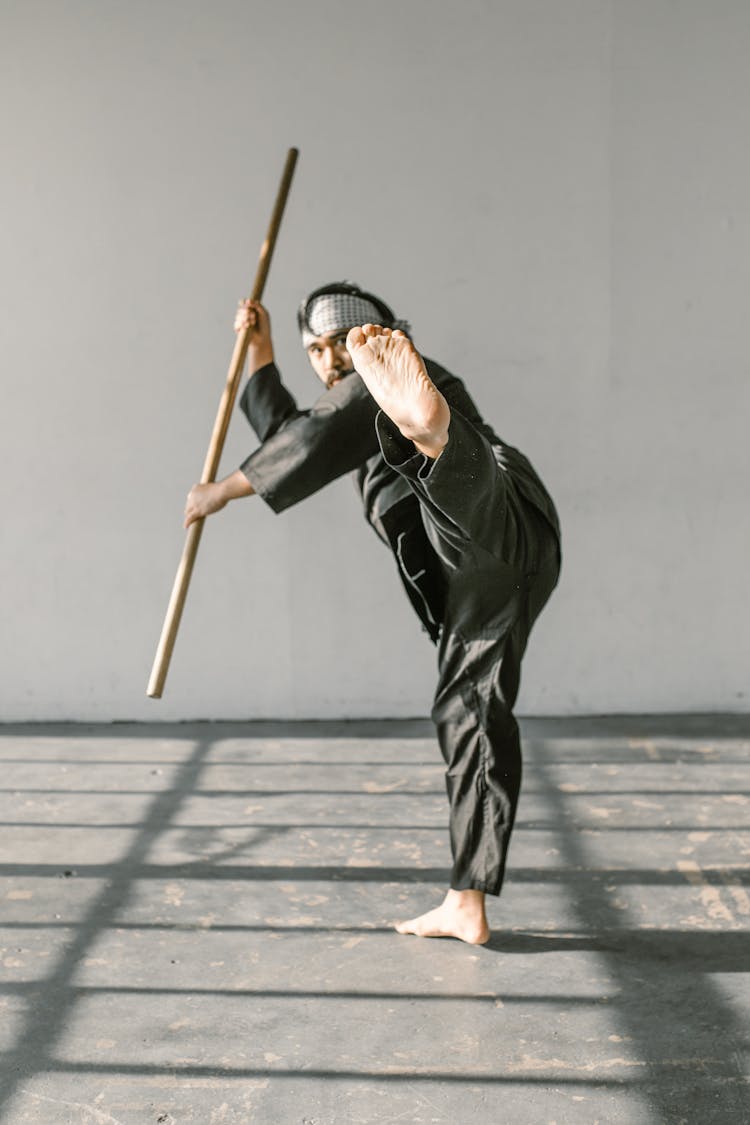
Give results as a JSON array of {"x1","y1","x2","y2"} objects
[
  {"x1": 395, "y1": 889, "x2": 490, "y2": 945},
  {"x1": 346, "y1": 324, "x2": 451, "y2": 459}
]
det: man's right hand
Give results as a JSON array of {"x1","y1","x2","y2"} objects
[
  {"x1": 235, "y1": 298, "x2": 274, "y2": 373},
  {"x1": 184, "y1": 481, "x2": 228, "y2": 528},
  {"x1": 184, "y1": 471, "x2": 254, "y2": 528}
]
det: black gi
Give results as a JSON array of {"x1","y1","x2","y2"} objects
[{"x1": 239, "y1": 359, "x2": 561, "y2": 896}]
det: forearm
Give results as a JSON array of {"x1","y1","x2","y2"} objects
[
  {"x1": 247, "y1": 342, "x2": 274, "y2": 376},
  {"x1": 221, "y1": 468, "x2": 255, "y2": 500},
  {"x1": 235, "y1": 299, "x2": 275, "y2": 377}
]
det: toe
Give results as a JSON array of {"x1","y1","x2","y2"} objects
[
  {"x1": 346, "y1": 326, "x2": 366, "y2": 349},
  {"x1": 395, "y1": 919, "x2": 416, "y2": 935}
]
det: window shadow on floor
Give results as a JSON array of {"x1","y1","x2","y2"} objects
[
  {"x1": 519, "y1": 731, "x2": 749, "y2": 1123},
  {"x1": 0, "y1": 719, "x2": 748, "y2": 1122}
]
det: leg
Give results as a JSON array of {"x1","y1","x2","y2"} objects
[
  {"x1": 348, "y1": 324, "x2": 521, "y2": 563},
  {"x1": 394, "y1": 629, "x2": 521, "y2": 945},
  {"x1": 391, "y1": 548, "x2": 558, "y2": 944},
  {"x1": 347, "y1": 325, "x2": 560, "y2": 939},
  {"x1": 433, "y1": 628, "x2": 523, "y2": 895}
]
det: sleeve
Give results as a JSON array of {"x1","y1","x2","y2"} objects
[
  {"x1": 238, "y1": 362, "x2": 304, "y2": 442},
  {"x1": 239, "y1": 372, "x2": 381, "y2": 513},
  {"x1": 375, "y1": 407, "x2": 509, "y2": 549}
]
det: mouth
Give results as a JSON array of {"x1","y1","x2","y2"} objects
[{"x1": 326, "y1": 370, "x2": 353, "y2": 389}]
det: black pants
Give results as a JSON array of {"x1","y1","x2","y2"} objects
[{"x1": 382, "y1": 409, "x2": 560, "y2": 896}]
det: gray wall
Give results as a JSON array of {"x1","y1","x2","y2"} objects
[{"x1": 2, "y1": 0, "x2": 748, "y2": 721}]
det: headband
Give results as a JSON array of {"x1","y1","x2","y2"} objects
[{"x1": 298, "y1": 282, "x2": 410, "y2": 346}]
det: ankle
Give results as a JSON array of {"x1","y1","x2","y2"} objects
[
  {"x1": 446, "y1": 889, "x2": 486, "y2": 912},
  {"x1": 413, "y1": 430, "x2": 448, "y2": 460}
]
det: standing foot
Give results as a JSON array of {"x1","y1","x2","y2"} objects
[
  {"x1": 395, "y1": 889, "x2": 490, "y2": 945},
  {"x1": 346, "y1": 324, "x2": 451, "y2": 459}
]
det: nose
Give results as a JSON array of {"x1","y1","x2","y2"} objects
[{"x1": 323, "y1": 345, "x2": 341, "y2": 373}]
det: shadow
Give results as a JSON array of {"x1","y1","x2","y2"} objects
[
  {"x1": 2, "y1": 784, "x2": 747, "y2": 798},
  {"x1": 519, "y1": 750, "x2": 750, "y2": 766},
  {"x1": 0, "y1": 861, "x2": 452, "y2": 882},
  {"x1": 0, "y1": 758, "x2": 443, "y2": 768},
  {"x1": 0, "y1": 737, "x2": 215, "y2": 1115},
  {"x1": 523, "y1": 735, "x2": 750, "y2": 1122},
  {"x1": 16, "y1": 1060, "x2": 639, "y2": 1086},
  {"x1": 519, "y1": 714, "x2": 750, "y2": 739},
  {"x1": 0, "y1": 923, "x2": 403, "y2": 947},
  {"x1": 3, "y1": 712, "x2": 749, "y2": 741},
  {"x1": 486, "y1": 929, "x2": 750, "y2": 971},
  {"x1": 3, "y1": 820, "x2": 749, "y2": 833},
  {"x1": 0, "y1": 921, "x2": 747, "y2": 974},
  {"x1": 1, "y1": 820, "x2": 451, "y2": 831},
  {"x1": 0, "y1": 719, "x2": 436, "y2": 741},
  {"x1": 2, "y1": 861, "x2": 747, "y2": 885},
  {"x1": 0, "y1": 982, "x2": 610, "y2": 1003},
  {"x1": 0, "y1": 787, "x2": 449, "y2": 797}
]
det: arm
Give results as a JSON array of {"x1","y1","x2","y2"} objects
[
  {"x1": 235, "y1": 300, "x2": 304, "y2": 440},
  {"x1": 235, "y1": 297, "x2": 381, "y2": 511},
  {"x1": 181, "y1": 300, "x2": 298, "y2": 530},
  {"x1": 239, "y1": 373, "x2": 380, "y2": 512},
  {"x1": 184, "y1": 300, "x2": 381, "y2": 526},
  {"x1": 239, "y1": 360, "x2": 306, "y2": 442},
  {"x1": 184, "y1": 376, "x2": 379, "y2": 525}
]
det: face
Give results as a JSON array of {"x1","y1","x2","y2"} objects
[{"x1": 305, "y1": 329, "x2": 354, "y2": 389}]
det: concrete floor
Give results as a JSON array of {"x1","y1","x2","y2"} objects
[{"x1": 0, "y1": 716, "x2": 748, "y2": 1125}]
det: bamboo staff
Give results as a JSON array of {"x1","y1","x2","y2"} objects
[{"x1": 147, "y1": 147, "x2": 299, "y2": 699}]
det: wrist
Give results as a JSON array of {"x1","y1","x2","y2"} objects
[{"x1": 221, "y1": 470, "x2": 254, "y2": 501}]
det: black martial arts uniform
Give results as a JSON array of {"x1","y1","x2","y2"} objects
[{"x1": 239, "y1": 359, "x2": 561, "y2": 895}]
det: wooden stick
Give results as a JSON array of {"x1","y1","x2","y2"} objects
[{"x1": 147, "y1": 147, "x2": 299, "y2": 699}]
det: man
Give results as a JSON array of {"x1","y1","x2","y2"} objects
[{"x1": 184, "y1": 282, "x2": 561, "y2": 945}]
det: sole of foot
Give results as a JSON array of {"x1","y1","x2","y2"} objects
[{"x1": 346, "y1": 324, "x2": 450, "y2": 458}]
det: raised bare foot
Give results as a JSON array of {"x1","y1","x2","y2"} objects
[
  {"x1": 395, "y1": 889, "x2": 490, "y2": 945},
  {"x1": 346, "y1": 324, "x2": 451, "y2": 459}
]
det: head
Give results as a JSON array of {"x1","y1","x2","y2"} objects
[{"x1": 297, "y1": 282, "x2": 410, "y2": 389}]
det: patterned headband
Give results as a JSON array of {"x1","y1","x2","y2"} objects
[{"x1": 299, "y1": 287, "x2": 410, "y2": 347}]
